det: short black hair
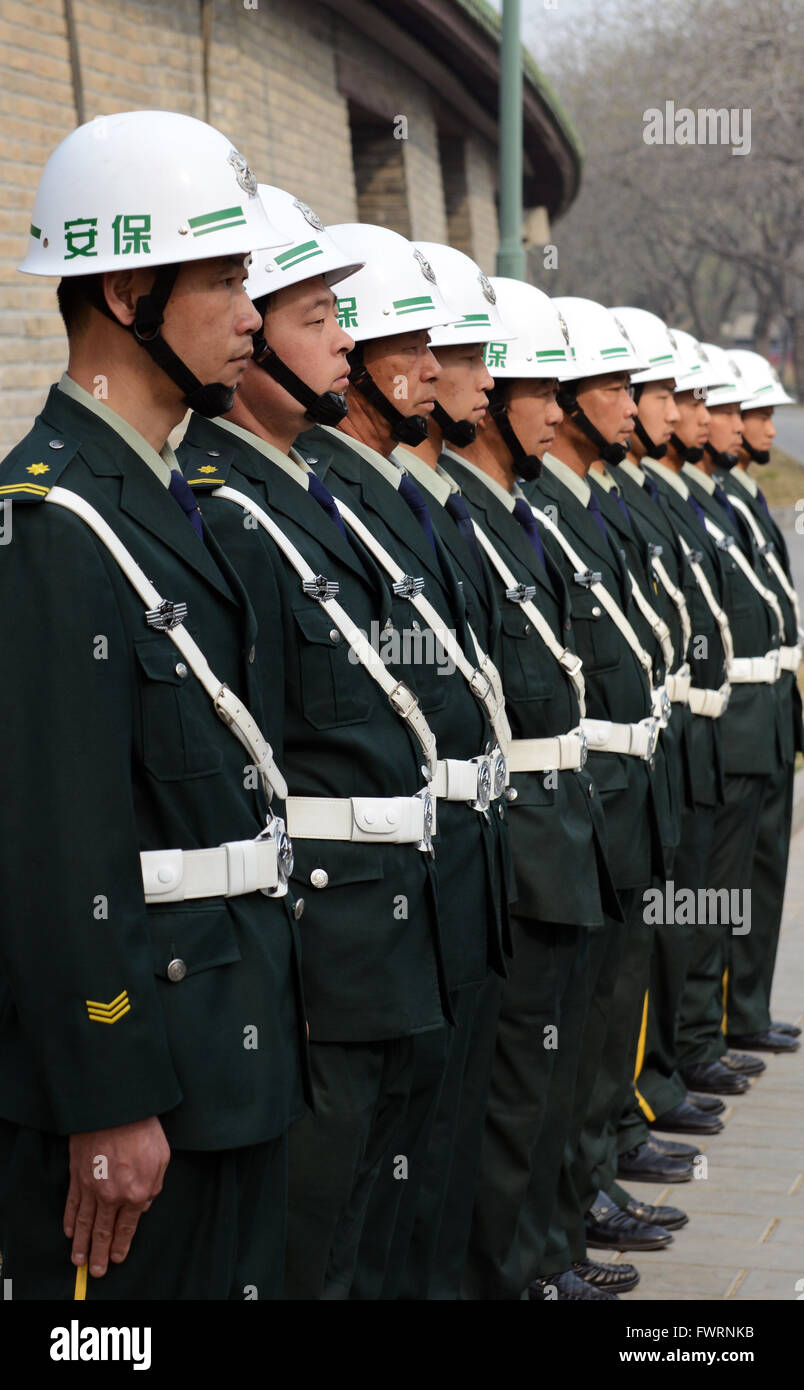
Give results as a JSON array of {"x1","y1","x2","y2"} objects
[{"x1": 56, "y1": 274, "x2": 100, "y2": 337}]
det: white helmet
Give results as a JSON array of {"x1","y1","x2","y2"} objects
[
  {"x1": 609, "y1": 307, "x2": 682, "y2": 386},
  {"x1": 728, "y1": 349, "x2": 795, "y2": 410},
  {"x1": 411, "y1": 243, "x2": 512, "y2": 347},
  {"x1": 327, "y1": 224, "x2": 453, "y2": 342},
  {"x1": 552, "y1": 297, "x2": 646, "y2": 381},
  {"x1": 247, "y1": 186, "x2": 363, "y2": 302},
  {"x1": 482, "y1": 279, "x2": 573, "y2": 379},
  {"x1": 669, "y1": 329, "x2": 729, "y2": 395},
  {"x1": 697, "y1": 344, "x2": 747, "y2": 407},
  {"x1": 20, "y1": 110, "x2": 283, "y2": 276}
]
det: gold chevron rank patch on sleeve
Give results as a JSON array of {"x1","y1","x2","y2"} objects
[{"x1": 86, "y1": 989, "x2": 131, "y2": 1024}]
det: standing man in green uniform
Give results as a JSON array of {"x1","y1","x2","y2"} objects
[
  {"x1": 293, "y1": 225, "x2": 513, "y2": 1299},
  {"x1": 0, "y1": 112, "x2": 307, "y2": 1300},
  {"x1": 718, "y1": 350, "x2": 802, "y2": 1051},
  {"x1": 177, "y1": 186, "x2": 455, "y2": 1300}
]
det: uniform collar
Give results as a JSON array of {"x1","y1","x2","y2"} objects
[
  {"x1": 591, "y1": 467, "x2": 617, "y2": 494},
  {"x1": 320, "y1": 423, "x2": 403, "y2": 490},
  {"x1": 644, "y1": 458, "x2": 689, "y2": 499},
  {"x1": 541, "y1": 451, "x2": 591, "y2": 506},
  {"x1": 729, "y1": 466, "x2": 758, "y2": 498},
  {"x1": 618, "y1": 459, "x2": 645, "y2": 487},
  {"x1": 212, "y1": 415, "x2": 312, "y2": 489},
  {"x1": 682, "y1": 461, "x2": 715, "y2": 495},
  {"x1": 57, "y1": 372, "x2": 178, "y2": 487},
  {"x1": 442, "y1": 454, "x2": 518, "y2": 513},
  {"x1": 392, "y1": 445, "x2": 456, "y2": 506}
]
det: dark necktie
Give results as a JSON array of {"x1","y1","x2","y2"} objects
[
  {"x1": 444, "y1": 491, "x2": 485, "y2": 581},
  {"x1": 713, "y1": 482, "x2": 740, "y2": 532},
  {"x1": 307, "y1": 471, "x2": 348, "y2": 540},
  {"x1": 398, "y1": 473, "x2": 438, "y2": 555},
  {"x1": 687, "y1": 493, "x2": 708, "y2": 528},
  {"x1": 586, "y1": 488, "x2": 609, "y2": 538},
  {"x1": 512, "y1": 497, "x2": 546, "y2": 567},
  {"x1": 611, "y1": 486, "x2": 632, "y2": 529},
  {"x1": 643, "y1": 472, "x2": 660, "y2": 503},
  {"x1": 168, "y1": 468, "x2": 204, "y2": 541}
]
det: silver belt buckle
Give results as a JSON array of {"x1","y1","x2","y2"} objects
[
  {"x1": 645, "y1": 720, "x2": 659, "y2": 761},
  {"x1": 492, "y1": 750, "x2": 508, "y2": 799},
  {"x1": 660, "y1": 688, "x2": 672, "y2": 724},
  {"x1": 577, "y1": 729, "x2": 588, "y2": 768},
  {"x1": 257, "y1": 812, "x2": 294, "y2": 894},
  {"x1": 416, "y1": 787, "x2": 434, "y2": 855},
  {"x1": 472, "y1": 757, "x2": 492, "y2": 813}
]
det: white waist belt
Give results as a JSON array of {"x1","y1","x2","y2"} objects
[
  {"x1": 665, "y1": 669, "x2": 692, "y2": 704},
  {"x1": 142, "y1": 838, "x2": 280, "y2": 904},
  {"x1": 507, "y1": 729, "x2": 587, "y2": 774},
  {"x1": 729, "y1": 653, "x2": 780, "y2": 684},
  {"x1": 433, "y1": 750, "x2": 508, "y2": 808},
  {"x1": 687, "y1": 684, "x2": 730, "y2": 718},
  {"x1": 779, "y1": 644, "x2": 802, "y2": 672},
  {"x1": 286, "y1": 792, "x2": 433, "y2": 850},
  {"x1": 581, "y1": 716, "x2": 659, "y2": 761}
]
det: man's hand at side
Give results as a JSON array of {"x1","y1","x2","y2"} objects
[{"x1": 64, "y1": 1116, "x2": 171, "y2": 1277}]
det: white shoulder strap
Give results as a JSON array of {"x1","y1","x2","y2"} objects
[
  {"x1": 528, "y1": 502, "x2": 654, "y2": 689},
  {"x1": 703, "y1": 511, "x2": 784, "y2": 640},
  {"x1": 44, "y1": 486, "x2": 287, "y2": 802},
  {"x1": 649, "y1": 550, "x2": 692, "y2": 659},
  {"x1": 213, "y1": 484, "x2": 438, "y2": 776},
  {"x1": 677, "y1": 533, "x2": 734, "y2": 672},
  {"x1": 331, "y1": 495, "x2": 511, "y2": 755},
  {"x1": 627, "y1": 569, "x2": 675, "y2": 671},
  {"x1": 727, "y1": 493, "x2": 801, "y2": 634},
  {"x1": 469, "y1": 516, "x2": 587, "y2": 717}
]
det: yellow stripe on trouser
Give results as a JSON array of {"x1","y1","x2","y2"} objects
[
  {"x1": 74, "y1": 1263, "x2": 87, "y2": 1300},
  {"x1": 633, "y1": 989, "x2": 656, "y2": 1122},
  {"x1": 721, "y1": 966, "x2": 729, "y2": 1036}
]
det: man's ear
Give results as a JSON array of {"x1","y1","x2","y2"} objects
[{"x1": 102, "y1": 268, "x2": 150, "y2": 327}]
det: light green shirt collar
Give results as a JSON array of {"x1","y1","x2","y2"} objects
[
  {"x1": 729, "y1": 466, "x2": 758, "y2": 498},
  {"x1": 644, "y1": 458, "x2": 688, "y2": 499},
  {"x1": 683, "y1": 461, "x2": 715, "y2": 495},
  {"x1": 392, "y1": 445, "x2": 456, "y2": 506},
  {"x1": 320, "y1": 424, "x2": 403, "y2": 490},
  {"x1": 57, "y1": 372, "x2": 179, "y2": 487},
  {"x1": 542, "y1": 451, "x2": 591, "y2": 506},
  {"x1": 590, "y1": 467, "x2": 616, "y2": 494},
  {"x1": 618, "y1": 459, "x2": 645, "y2": 488},
  {"x1": 212, "y1": 415, "x2": 311, "y2": 489}
]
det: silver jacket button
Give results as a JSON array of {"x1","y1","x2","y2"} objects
[
  {"x1": 310, "y1": 868, "x2": 329, "y2": 889},
  {"x1": 166, "y1": 958, "x2": 187, "y2": 983},
  {"x1": 49, "y1": 439, "x2": 65, "y2": 449},
  {"x1": 175, "y1": 662, "x2": 188, "y2": 678}
]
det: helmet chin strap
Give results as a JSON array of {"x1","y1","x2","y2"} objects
[
  {"x1": 487, "y1": 386, "x2": 542, "y2": 481},
  {"x1": 670, "y1": 432, "x2": 704, "y2": 464},
  {"x1": 251, "y1": 296, "x2": 347, "y2": 426},
  {"x1": 740, "y1": 436, "x2": 771, "y2": 465},
  {"x1": 431, "y1": 402, "x2": 476, "y2": 447},
  {"x1": 631, "y1": 385, "x2": 667, "y2": 458},
  {"x1": 346, "y1": 344, "x2": 429, "y2": 446},
  {"x1": 556, "y1": 385, "x2": 626, "y2": 465},
  {"x1": 705, "y1": 441, "x2": 739, "y2": 471},
  {"x1": 91, "y1": 264, "x2": 238, "y2": 419}
]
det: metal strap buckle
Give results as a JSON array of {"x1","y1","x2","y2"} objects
[
  {"x1": 492, "y1": 751, "x2": 508, "y2": 798},
  {"x1": 469, "y1": 668, "x2": 494, "y2": 703},
  {"x1": 302, "y1": 574, "x2": 339, "y2": 600},
  {"x1": 388, "y1": 680, "x2": 420, "y2": 719},
  {"x1": 687, "y1": 549, "x2": 703, "y2": 564},
  {"x1": 393, "y1": 574, "x2": 426, "y2": 599},
  {"x1": 145, "y1": 598, "x2": 188, "y2": 630},
  {"x1": 577, "y1": 729, "x2": 588, "y2": 768},
  {"x1": 715, "y1": 535, "x2": 734, "y2": 551},
  {"x1": 256, "y1": 813, "x2": 294, "y2": 895},
  {"x1": 472, "y1": 757, "x2": 492, "y2": 813},
  {"x1": 648, "y1": 543, "x2": 664, "y2": 559},
  {"x1": 759, "y1": 541, "x2": 774, "y2": 557},
  {"x1": 645, "y1": 720, "x2": 660, "y2": 760},
  {"x1": 505, "y1": 583, "x2": 538, "y2": 603},
  {"x1": 416, "y1": 787, "x2": 434, "y2": 855},
  {"x1": 573, "y1": 569, "x2": 603, "y2": 588},
  {"x1": 560, "y1": 649, "x2": 584, "y2": 680}
]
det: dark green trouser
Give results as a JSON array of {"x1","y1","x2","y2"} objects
[
  {"x1": 543, "y1": 903, "x2": 631, "y2": 1272},
  {"x1": 284, "y1": 1035, "x2": 434, "y2": 1300},
  {"x1": 0, "y1": 1120, "x2": 288, "y2": 1300},
  {"x1": 621, "y1": 803, "x2": 717, "y2": 1130},
  {"x1": 462, "y1": 920, "x2": 588, "y2": 1300},
  {"x1": 726, "y1": 757, "x2": 795, "y2": 1035},
  {"x1": 677, "y1": 773, "x2": 766, "y2": 1068}
]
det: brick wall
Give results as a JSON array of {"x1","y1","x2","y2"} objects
[{"x1": 0, "y1": 0, "x2": 500, "y2": 454}]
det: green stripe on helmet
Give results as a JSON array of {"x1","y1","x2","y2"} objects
[
  {"x1": 188, "y1": 205, "x2": 246, "y2": 236},
  {"x1": 600, "y1": 346, "x2": 628, "y2": 357},
  {"x1": 275, "y1": 240, "x2": 322, "y2": 269},
  {"x1": 30, "y1": 224, "x2": 41, "y2": 239},
  {"x1": 393, "y1": 295, "x2": 435, "y2": 313}
]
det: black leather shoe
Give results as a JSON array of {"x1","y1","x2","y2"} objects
[
  {"x1": 573, "y1": 1258, "x2": 640, "y2": 1294},
  {"x1": 651, "y1": 1099, "x2": 724, "y2": 1135},
  {"x1": 728, "y1": 1029, "x2": 800, "y2": 1054},
  {"x1": 722, "y1": 1049, "x2": 765, "y2": 1075},
  {"x1": 772, "y1": 1020, "x2": 801, "y2": 1038},
  {"x1": 622, "y1": 1197, "x2": 689, "y2": 1232},
  {"x1": 618, "y1": 1138, "x2": 692, "y2": 1182},
  {"x1": 585, "y1": 1191, "x2": 673, "y2": 1251},
  {"x1": 687, "y1": 1090, "x2": 725, "y2": 1115},
  {"x1": 528, "y1": 1269, "x2": 618, "y2": 1300},
  {"x1": 647, "y1": 1133, "x2": 701, "y2": 1159},
  {"x1": 681, "y1": 1060, "x2": 749, "y2": 1094}
]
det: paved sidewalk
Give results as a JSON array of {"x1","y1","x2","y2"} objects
[{"x1": 612, "y1": 826, "x2": 804, "y2": 1301}]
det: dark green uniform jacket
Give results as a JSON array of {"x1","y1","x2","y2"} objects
[
  {"x1": 177, "y1": 414, "x2": 449, "y2": 1042},
  {"x1": 525, "y1": 463, "x2": 665, "y2": 892},
  {"x1": 296, "y1": 424, "x2": 509, "y2": 989},
  {"x1": 0, "y1": 387, "x2": 306, "y2": 1149},
  {"x1": 443, "y1": 457, "x2": 620, "y2": 928}
]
